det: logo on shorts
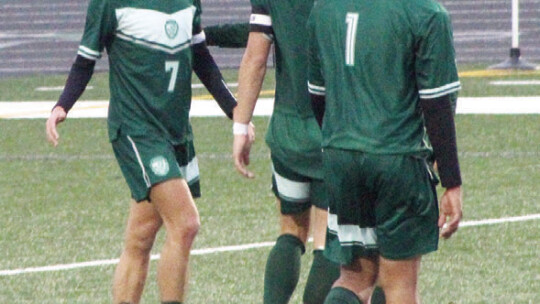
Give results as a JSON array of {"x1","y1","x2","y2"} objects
[
  {"x1": 165, "y1": 20, "x2": 179, "y2": 39},
  {"x1": 150, "y1": 156, "x2": 170, "y2": 176}
]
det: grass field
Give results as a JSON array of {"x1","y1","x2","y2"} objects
[{"x1": 0, "y1": 66, "x2": 539, "y2": 303}]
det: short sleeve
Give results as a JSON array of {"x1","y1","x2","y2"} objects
[
  {"x1": 307, "y1": 9, "x2": 325, "y2": 96},
  {"x1": 415, "y1": 8, "x2": 461, "y2": 99},
  {"x1": 78, "y1": 0, "x2": 115, "y2": 61},
  {"x1": 249, "y1": 0, "x2": 273, "y2": 39},
  {"x1": 192, "y1": 0, "x2": 203, "y2": 36}
]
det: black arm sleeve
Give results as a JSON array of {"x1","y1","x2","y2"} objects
[
  {"x1": 54, "y1": 55, "x2": 96, "y2": 113},
  {"x1": 192, "y1": 42, "x2": 237, "y2": 119},
  {"x1": 420, "y1": 95, "x2": 462, "y2": 188},
  {"x1": 310, "y1": 93, "x2": 326, "y2": 128},
  {"x1": 204, "y1": 23, "x2": 249, "y2": 48}
]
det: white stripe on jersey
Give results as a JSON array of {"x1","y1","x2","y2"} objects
[
  {"x1": 115, "y1": 7, "x2": 196, "y2": 53},
  {"x1": 419, "y1": 81, "x2": 461, "y2": 99},
  {"x1": 328, "y1": 213, "x2": 377, "y2": 246},
  {"x1": 250, "y1": 13, "x2": 272, "y2": 26},
  {"x1": 77, "y1": 45, "x2": 100, "y2": 60},
  {"x1": 308, "y1": 82, "x2": 326, "y2": 96},
  {"x1": 192, "y1": 31, "x2": 206, "y2": 45}
]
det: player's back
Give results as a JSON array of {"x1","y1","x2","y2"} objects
[
  {"x1": 309, "y1": 0, "x2": 457, "y2": 155},
  {"x1": 262, "y1": 0, "x2": 315, "y2": 117}
]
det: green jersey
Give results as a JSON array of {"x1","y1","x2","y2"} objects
[
  {"x1": 308, "y1": 0, "x2": 461, "y2": 155},
  {"x1": 250, "y1": 0, "x2": 323, "y2": 178},
  {"x1": 78, "y1": 0, "x2": 204, "y2": 144}
]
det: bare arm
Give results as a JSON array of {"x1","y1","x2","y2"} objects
[{"x1": 232, "y1": 32, "x2": 272, "y2": 178}]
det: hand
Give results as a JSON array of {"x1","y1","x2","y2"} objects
[
  {"x1": 232, "y1": 133, "x2": 254, "y2": 178},
  {"x1": 438, "y1": 186, "x2": 463, "y2": 239},
  {"x1": 46, "y1": 106, "x2": 67, "y2": 147},
  {"x1": 247, "y1": 121, "x2": 256, "y2": 144}
]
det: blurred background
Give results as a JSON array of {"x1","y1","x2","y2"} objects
[{"x1": 1, "y1": 0, "x2": 539, "y2": 78}]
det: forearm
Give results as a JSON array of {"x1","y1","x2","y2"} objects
[
  {"x1": 234, "y1": 46, "x2": 268, "y2": 123},
  {"x1": 192, "y1": 42, "x2": 237, "y2": 119},
  {"x1": 55, "y1": 55, "x2": 95, "y2": 112},
  {"x1": 420, "y1": 95, "x2": 462, "y2": 188}
]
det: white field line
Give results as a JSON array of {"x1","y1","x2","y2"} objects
[
  {"x1": 1, "y1": 214, "x2": 539, "y2": 276},
  {"x1": 1, "y1": 96, "x2": 540, "y2": 119}
]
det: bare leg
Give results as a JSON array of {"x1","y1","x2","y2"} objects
[
  {"x1": 310, "y1": 206, "x2": 328, "y2": 250},
  {"x1": 378, "y1": 256, "x2": 421, "y2": 304},
  {"x1": 333, "y1": 257, "x2": 378, "y2": 303},
  {"x1": 113, "y1": 200, "x2": 162, "y2": 304},
  {"x1": 279, "y1": 200, "x2": 310, "y2": 243},
  {"x1": 151, "y1": 179, "x2": 200, "y2": 303}
]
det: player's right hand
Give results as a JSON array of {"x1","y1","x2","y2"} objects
[
  {"x1": 232, "y1": 133, "x2": 255, "y2": 178},
  {"x1": 46, "y1": 106, "x2": 67, "y2": 147}
]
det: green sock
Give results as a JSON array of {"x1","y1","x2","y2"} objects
[
  {"x1": 303, "y1": 250, "x2": 341, "y2": 304},
  {"x1": 323, "y1": 287, "x2": 362, "y2": 304},
  {"x1": 263, "y1": 234, "x2": 305, "y2": 304},
  {"x1": 369, "y1": 286, "x2": 385, "y2": 304}
]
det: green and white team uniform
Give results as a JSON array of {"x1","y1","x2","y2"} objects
[
  {"x1": 250, "y1": 0, "x2": 325, "y2": 213},
  {"x1": 79, "y1": 0, "x2": 205, "y2": 201},
  {"x1": 308, "y1": 0, "x2": 460, "y2": 261}
]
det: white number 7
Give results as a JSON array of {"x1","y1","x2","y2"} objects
[
  {"x1": 345, "y1": 13, "x2": 359, "y2": 66},
  {"x1": 165, "y1": 61, "x2": 179, "y2": 92}
]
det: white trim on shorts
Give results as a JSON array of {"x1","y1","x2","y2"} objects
[
  {"x1": 127, "y1": 135, "x2": 151, "y2": 187},
  {"x1": 272, "y1": 166, "x2": 310, "y2": 203},
  {"x1": 179, "y1": 156, "x2": 200, "y2": 185},
  {"x1": 328, "y1": 213, "x2": 377, "y2": 247}
]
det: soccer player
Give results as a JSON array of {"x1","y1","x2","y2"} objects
[
  {"x1": 231, "y1": 0, "x2": 340, "y2": 303},
  {"x1": 45, "y1": 0, "x2": 250, "y2": 303},
  {"x1": 307, "y1": 0, "x2": 463, "y2": 303}
]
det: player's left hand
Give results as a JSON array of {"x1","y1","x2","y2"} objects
[{"x1": 438, "y1": 186, "x2": 463, "y2": 239}]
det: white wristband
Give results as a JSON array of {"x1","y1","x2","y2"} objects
[{"x1": 233, "y1": 122, "x2": 249, "y2": 135}]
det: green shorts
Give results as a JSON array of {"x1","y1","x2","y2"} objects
[
  {"x1": 322, "y1": 148, "x2": 439, "y2": 263},
  {"x1": 271, "y1": 154, "x2": 327, "y2": 215},
  {"x1": 111, "y1": 131, "x2": 200, "y2": 202}
]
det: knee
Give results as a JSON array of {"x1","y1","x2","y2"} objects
[
  {"x1": 168, "y1": 215, "x2": 200, "y2": 243},
  {"x1": 124, "y1": 221, "x2": 161, "y2": 255}
]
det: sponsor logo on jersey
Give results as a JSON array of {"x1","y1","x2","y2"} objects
[
  {"x1": 165, "y1": 20, "x2": 179, "y2": 39},
  {"x1": 150, "y1": 156, "x2": 170, "y2": 176}
]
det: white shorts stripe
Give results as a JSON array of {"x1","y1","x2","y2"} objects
[
  {"x1": 272, "y1": 167, "x2": 310, "y2": 202},
  {"x1": 179, "y1": 157, "x2": 200, "y2": 184},
  {"x1": 328, "y1": 213, "x2": 377, "y2": 246}
]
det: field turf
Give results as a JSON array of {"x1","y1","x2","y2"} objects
[{"x1": 0, "y1": 66, "x2": 539, "y2": 303}]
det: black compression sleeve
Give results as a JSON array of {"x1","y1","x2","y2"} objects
[
  {"x1": 420, "y1": 95, "x2": 462, "y2": 188},
  {"x1": 55, "y1": 55, "x2": 95, "y2": 113},
  {"x1": 192, "y1": 42, "x2": 237, "y2": 119},
  {"x1": 310, "y1": 93, "x2": 325, "y2": 128}
]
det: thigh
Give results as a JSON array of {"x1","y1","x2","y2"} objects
[
  {"x1": 150, "y1": 178, "x2": 199, "y2": 233},
  {"x1": 271, "y1": 154, "x2": 313, "y2": 215}
]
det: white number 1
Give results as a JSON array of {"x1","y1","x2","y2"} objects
[
  {"x1": 165, "y1": 61, "x2": 179, "y2": 92},
  {"x1": 345, "y1": 13, "x2": 359, "y2": 66}
]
